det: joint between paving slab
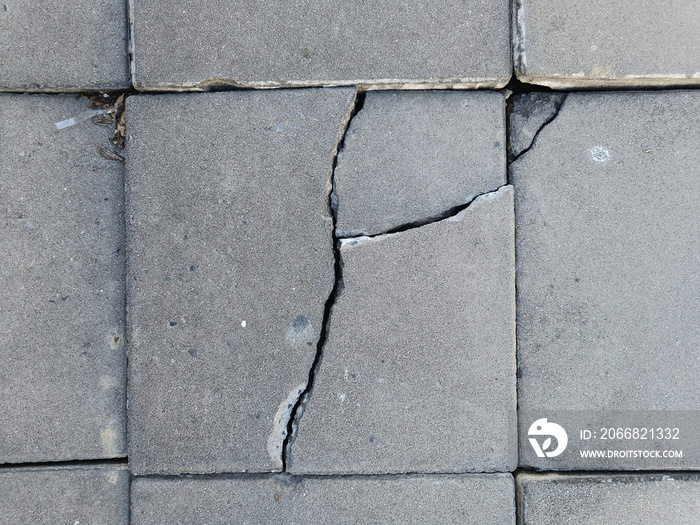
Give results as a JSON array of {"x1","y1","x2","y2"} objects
[
  {"x1": 0, "y1": 458, "x2": 128, "y2": 470},
  {"x1": 280, "y1": 91, "x2": 366, "y2": 471}
]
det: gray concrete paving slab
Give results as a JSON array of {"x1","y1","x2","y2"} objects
[
  {"x1": 130, "y1": 0, "x2": 511, "y2": 90},
  {"x1": 1, "y1": 94, "x2": 126, "y2": 462},
  {"x1": 126, "y1": 88, "x2": 356, "y2": 475},
  {"x1": 132, "y1": 473, "x2": 515, "y2": 525},
  {"x1": 288, "y1": 186, "x2": 516, "y2": 474},
  {"x1": 512, "y1": 91, "x2": 700, "y2": 468},
  {"x1": 514, "y1": 0, "x2": 700, "y2": 88},
  {"x1": 1, "y1": 465, "x2": 129, "y2": 524},
  {"x1": 518, "y1": 473, "x2": 700, "y2": 525},
  {"x1": 333, "y1": 91, "x2": 506, "y2": 237},
  {"x1": 0, "y1": 0, "x2": 130, "y2": 92}
]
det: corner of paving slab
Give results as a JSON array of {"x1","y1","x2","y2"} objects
[{"x1": 507, "y1": 91, "x2": 567, "y2": 162}]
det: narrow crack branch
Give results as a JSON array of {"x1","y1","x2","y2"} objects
[
  {"x1": 281, "y1": 92, "x2": 366, "y2": 471},
  {"x1": 508, "y1": 93, "x2": 568, "y2": 166},
  {"x1": 338, "y1": 185, "x2": 509, "y2": 241}
]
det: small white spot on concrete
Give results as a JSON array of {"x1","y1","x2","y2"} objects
[
  {"x1": 241, "y1": 320, "x2": 246, "y2": 328},
  {"x1": 267, "y1": 382, "x2": 307, "y2": 467},
  {"x1": 100, "y1": 420, "x2": 117, "y2": 455},
  {"x1": 590, "y1": 145, "x2": 611, "y2": 163},
  {"x1": 337, "y1": 393, "x2": 346, "y2": 403}
]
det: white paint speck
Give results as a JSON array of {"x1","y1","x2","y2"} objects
[
  {"x1": 590, "y1": 145, "x2": 611, "y2": 163},
  {"x1": 338, "y1": 393, "x2": 346, "y2": 403},
  {"x1": 241, "y1": 320, "x2": 246, "y2": 328}
]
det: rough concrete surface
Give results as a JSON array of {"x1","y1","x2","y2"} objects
[
  {"x1": 126, "y1": 88, "x2": 356, "y2": 474},
  {"x1": 289, "y1": 186, "x2": 516, "y2": 474},
  {"x1": 1, "y1": 94, "x2": 126, "y2": 462},
  {"x1": 507, "y1": 92, "x2": 566, "y2": 161},
  {"x1": 1, "y1": 465, "x2": 129, "y2": 524},
  {"x1": 513, "y1": 91, "x2": 700, "y2": 415},
  {"x1": 0, "y1": 0, "x2": 130, "y2": 91},
  {"x1": 515, "y1": 0, "x2": 700, "y2": 88},
  {"x1": 333, "y1": 91, "x2": 506, "y2": 237},
  {"x1": 130, "y1": 0, "x2": 511, "y2": 90},
  {"x1": 132, "y1": 473, "x2": 515, "y2": 525},
  {"x1": 518, "y1": 473, "x2": 700, "y2": 525}
]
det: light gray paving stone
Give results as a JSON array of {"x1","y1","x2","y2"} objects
[
  {"x1": 131, "y1": 473, "x2": 515, "y2": 525},
  {"x1": 0, "y1": 0, "x2": 130, "y2": 91},
  {"x1": 514, "y1": 0, "x2": 700, "y2": 88},
  {"x1": 512, "y1": 91, "x2": 700, "y2": 469},
  {"x1": 1, "y1": 465, "x2": 129, "y2": 524},
  {"x1": 126, "y1": 88, "x2": 356, "y2": 475},
  {"x1": 518, "y1": 473, "x2": 700, "y2": 525},
  {"x1": 333, "y1": 91, "x2": 506, "y2": 237},
  {"x1": 130, "y1": 0, "x2": 511, "y2": 90},
  {"x1": 288, "y1": 186, "x2": 516, "y2": 474},
  {"x1": 0, "y1": 94, "x2": 126, "y2": 462}
]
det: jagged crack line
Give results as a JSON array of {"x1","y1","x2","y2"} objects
[
  {"x1": 338, "y1": 184, "x2": 508, "y2": 241},
  {"x1": 281, "y1": 92, "x2": 365, "y2": 471},
  {"x1": 508, "y1": 93, "x2": 568, "y2": 166}
]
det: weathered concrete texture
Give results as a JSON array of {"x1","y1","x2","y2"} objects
[
  {"x1": 289, "y1": 186, "x2": 516, "y2": 474},
  {"x1": 0, "y1": 1, "x2": 130, "y2": 91},
  {"x1": 333, "y1": 91, "x2": 506, "y2": 237},
  {"x1": 132, "y1": 473, "x2": 515, "y2": 525},
  {"x1": 130, "y1": 0, "x2": 511, "y2": 90},
  {"x1": 515, "y1": 0, "x2": 700, "y2": 88},
  {"x1": 513, "y1": 93, "x2": 700, "y2": 418},
  {"x1": 126, "y1": 89, "x2": 356, "y2": 475},
  {"x1": 507, "y1": 92, "x2": 566, "y2": 161},
  {"x1": 518, "y1": 473, "x2": 700, "y2": 525},
  {"x1": 0, "y1": 94, "x2": 126, "y2": 462},
  {"x1": 1, "y1": 465, "x2": 129, "y2": 524}
]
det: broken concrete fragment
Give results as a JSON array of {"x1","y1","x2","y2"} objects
[
  {"x1": 126, "y1": 88, "x2": 356, "y2": 475},
  {"x1": 512, "y1": 91, "x2": 700, "y2": 470},
  {"x1": 518, "y1": 473, "x2": 700, "y2": 524},
  {"x1": 0, "y1": 0, "x2": 130, "y2": 91},
  {"x1": 507, "y1": 92, "x2": 566, "y2": 161},
  {"x1": 0, "y1": 94, "x2": 126, "y2": 463},
  {"x1": 515, "y1": 0, "x2": 700, "y2": 88},
  {"x1": 334, "y1": 91, "x2": 506, "y2": 237},
  {"x1": 132, "y1": 473, "x2": 515, "y2": 524},
  {"x1": 131, "y1": 0, "x2": 511, "y2": 90},
  {"x1": 1, "y1": 466, "x2": 129, "y2": 524},
  {"x1": 289, "y1": 186, "x2": 516, "y2": 474}
]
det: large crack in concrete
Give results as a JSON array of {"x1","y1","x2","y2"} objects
[
  {"x1": 281, "y1": 91, "x2": 366, "y2": 471},
  {"x1": 507, "y1": 92, "x2": 568, "y2": 165}
]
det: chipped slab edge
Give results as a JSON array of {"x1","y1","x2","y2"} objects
[
  {"x1": 131, "y1": 77, "x2": 512, "y2": 93},
  {"x1": 267, "y1": 383, "x2": 308, "y2": 468},
  {"x1": 515, "y1": 72, "x2": 700, "y2": 90}
]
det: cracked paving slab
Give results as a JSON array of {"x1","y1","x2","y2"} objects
[
  {"x1": 512, "y1": 91, "x2": 700, "y2": 470},
  {"x1": 131, "y1": 473, "x2": 515, "y2": 525},
  {"x1": 288, "y1": 186, "x2": 516, "y2": 475},
  {"x1": 0, "y1": 0, "x2": 130, "y2": 92},
  {"x1": 333, "y1": 91, "x2": 506, "y2": 237},
  {"x1": 518, "y1": 473, "x2": 700, "y2": 525},
  {"x1": 507, "y1": 92, "x2": 566, "y2": 162},
  {"x1": 126, "y1": 88, "x2": 356, "y2": 475},
  {"x1": 1, "y1": 465, "x2": 129, "y2": 524},
  {"x1": 515, "y1": 0, "x2": 700, "y2": 88},
  {"x1": 130, "y1": 0, "x2": 511, "y2": 90},
  {"x1": 1, "y1": 94, "x2": 127, "y2": 463}
]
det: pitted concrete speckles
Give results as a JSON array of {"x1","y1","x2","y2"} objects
[{"x1": 286, "y1": 315, "x2": 314, "y2": 348}]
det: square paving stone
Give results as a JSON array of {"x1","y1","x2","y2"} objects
[
  {"x1": 512, "y1": 91, "x2": 700, "y2": 469},
  {"x1": 334, "y1": 91, "x2": 506, "y2": 237},
  {"x1": 515, "y1": 0, "x2": 700, "y2": 88},
  {"x1": 288, "y1": 186, "x2": 516, "y2": 474},
  {"x1": 130, "y1": 0, "x2": 511, "y2": 90},
  {"x1": 132, "y1": 473, "x2": 515, "y2": 525},
  {"x1": 1, "y1": 94, "x2": 126, "y2": 462},
  {"x1": 0, "y1": 0, "x2": 130, "y2": 91},
  {"x1": 1, "y1": 465, "x2": 129, "y2": 524},
  {"x1": 518, "y1": 473, "x2": 700, "y2": 525},
  {"x1": 126, "y1": 88, "x2": 356, "y2": 475}
]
